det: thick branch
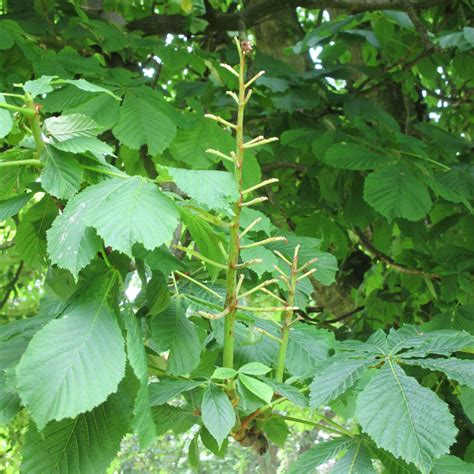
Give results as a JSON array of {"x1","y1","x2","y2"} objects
[
  {"x1": 355, "y1": 228, "x2": 440, "y2": 280},
  {"x1": 128, "y1": 0, "x2": 447, "y2": 35}
]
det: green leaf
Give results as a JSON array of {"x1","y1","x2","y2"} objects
[
  {"x1": 0, "y1": 193, "x2": 32, "y2": 221},
  {"x1": 15, "y1": 197, "x2": 58, "y2": 268},
  {"x1": 46, "y1": 185, "x2": 102, "y2": 278},
  {"x1": 84, "y1": 176, "x2": 179, "y2": 256},
  {"x1": 0, "y1": 373, "x2": 21, "y2": 425},
  {"x1": 286, "y1": 325, "x2": 335, "y2": 377},
  {"x1": 188, "y1": 432, "x2": 200, "y2": 469},
  {"x1": 459, "y1": 386, "x2": 474, "y2": 422},
  {"x1": 403, "y1": 357, "x2": 474, "y2": 388},
  {"x1": 432, "y1": 455, "x2": 474, "y2": 474},
  {"x1": 150, "y1": 299, "x2": 202, "y2": 375},
  {"x1": 169, "y1": 117, "x2": 234, "y2": 168},
  {"x1": 332, "y1": 439, "x2": 375, "y2": 473},
  {"x1": 24, "y1": 76, "x2": 56, "y2": 97},
  {"x1": 180, "y1": 207, "x2": 226, "y2": 280},
  {"x1": 261, "y1": 378, "x2": 308, "y2": 407},
  {"x1": 238, "y1": 373, "x2": 273, "y2": 403},
  {"x1": 132, "y1": 383, "x2": 157, "y2": 449},
  {"x1": 60, "y1": 78, "x2": 119, "y2": 98},
  {"x1": 262, "y1": 417, "x2": 289, "y2": 446},
  {"x1": 200, "y1": 426, "x2": 228, "y2": 457},
  {"x1": 123, "y1": 308, "x2": 156, "y2": 447},
  {"x1": 152, "y1": 403, "x2": 198, "y2": 436},
  {"x1": 21, "y1": 388, "x2": 129, "y2": 473},
  {"x1": 310, "y1": 358, "x2": 373, "y2": 408},
  {"x1": 238, "y1": 362, "x2": 271, "y2": 375},
  {"x1": 44, "y1": 112, "x2": 112, "y2": 156},
  {"x1": 16, "y1": 299, "x2": 126, "y2": 429},
  {"x1": 211, "y1": 367, "x2": 238, "y2": 380},
  {"x1": 0, "y1": 95, "x2": 13, "y2": 138},
  {"x1": 324, "y1": 143, "x2": 389, "y2": 170},
  {"x1": 166, "y1": 167, "x2": 238, "y2": 213},
  {"x1": 201, "y1": 384, "x2": 235, "y2": 447},
  {"x1": 41, "y1": 146, "x2": 83, "y2": 199},
  {"x1": 287, "y1": 437, "x2": 352, "y2": 474},
  {"x1": 149, "y1": 379, "x2": 202, "y2": 406},
  {"x1": 112, "y1": 89, "x2": 177, "y2": 155},
  {"x1": 44, "y1": 113, "x2": 102, "y2": 142},
  {"x1": 364, "y1": 164, "x2": 432, "y2": 221},
  {"x1": 356, "y1": 362, "x2": 457, "y2": 472}
]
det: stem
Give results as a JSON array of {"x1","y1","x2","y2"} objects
[
  {"x1": 0, "y1": 159, "x2": 42, "y2": 168},
  {"x1": 222, "y1": 42, "x2": 246, "y2": 369},
  {"x1": 24, "y1": 93, "x2": 45, "y2": 158},
  {"x1": 0, "y1": 101, "x2": 35, "y2": 117},
  {"x1": 280, "y1": 415, "x2": 352, "y2": 438},
  {"x1": 80, "y1": 164, "x2": 128, "y2": 178},
  {"x1": 274, "y1": 248, "x2": 299, "y2": 382}
]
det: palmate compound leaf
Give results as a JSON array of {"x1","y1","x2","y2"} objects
[
  {"x1": 47, "y1": 176, "x2": 179, "y2": 277},
  {"x1": 310, "y1": 357, "x2": 374, "y2": 408},
  {"x1": 355, "y1": 361, "x2": 457, "y2": 473},
  {"x1": 22, "y1": 386, "x2": 130, "y2": 474},
  {"x1": 16, "y1": 299, "x2": 126, "y2": 429},
  {"x1": 201, "y1": 384, "x2": 236, "y2": 448},
  {"x1": 363, "y1": 163, "x2": 432, "y2": 221},
  {"x1": 403, "y1": 358, "x2": 474, "y2": 388},
  {"x1": 166, "y1": 167, "x2": 238, "y2": 213}
]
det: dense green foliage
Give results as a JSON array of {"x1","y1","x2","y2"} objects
[{"x1": 1, "y1": 1, "x2": 473, "y2": 472}]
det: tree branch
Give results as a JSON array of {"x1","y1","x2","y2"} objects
[
  {"x1": 128, "y1": 0, "x2": 447, "y2": 36},
  {"x1": 0, "y1": 261, "x2": 24, "y2": 310},
  {"x1": 355, "y1": 228, "x2": 440, "y2": 280}
]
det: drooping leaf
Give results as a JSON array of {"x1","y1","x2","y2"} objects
[
  {"x1": 16, "y1": 299, "x2": 126, "y2": 429},
  {"x1": 40, "y1": 146, "x2": 83, "y2": 199},
  {"x1": 238, "y1": 362, "x2": 271, "y2": 376},
  {"x1": 310, "y1": 358, "x2": 374, "y2": 408},
  {"x1": 459, "y1": 386, "x2": 474, "y2": 422},
  {"x1": 331, "y1": 439, "x2": 376, "y2": 473},
  {"x1": 21, "y1": 388, "x2": 130, "y2": 473},
  {"x1": 0, "y1": 94, "x2": 13, "y2": 138},
  {"x1": 112, "y1": 89, "x2": 177, "y2": 155},
  {"x1": 169, "y1": 117, "x2": 234, "y2": 168},
  {"x1": 364, "y1": 164, "x2": 432, "y2": 221},
  {"x1": 201, "y1": 384, "x2": 235, "y2": 447},
  {"x1": 238, "y1": 373, "x2": 273, "y2": 403},
  {"x1": 432, "y1": 455, "x2": 474, "y2": 474},
  {"x1": 166, "y1": 167, "x2": 238, "y2": 213},
  {"x1": 44, "y1": 113, "x2": 102, "y2": 142},
  {"x1": 324, "y1": 142, "x2": 389, "y2": 170},
  {"x1": 46, "y1": 185, "x2": 102, "y2": 278},
  {"x1": 285, "y1": 325, "x2": 335, "y2": 377},
  {"x1": 84, "y1": 176, "x2": 180, "y2": 256},
  {"x1": 149, "y1": 379, "x2": 202, "y2": 406},
  {"x1": 262, "y1": 417, "x2": 289, "y2": 446},
  {"x1": 0, "y1": 192, "x2": 32, "y2": 221},
  {"x1": 356, "y1": 362, "x2": 457, "y2": 472},
  {"x1": 261, "y1": 378, "x2": 308, "y2": 407},
  {"x1": 15, "y1": 197, "x2": 58, "y2": 268},
  {"x1": 150, "y1": 298, "x2": 202, "y2": 375},
  {"x1": 0, "y1": 373, "x2": 21, "y2": 425},
  {"x1": 403, "y1": 357, "x2": 474, "y2": 388},
  {"x1": 287, "y1": 437, "x2": 352, "y2": 474}
]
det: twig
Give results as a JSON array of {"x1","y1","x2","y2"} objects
[
  {"x1": 0, "y1": 261, "x2": 24, "y2": 310},
  {"x1": 355, "y1": 228, "x2": 440, "y2": 280}
]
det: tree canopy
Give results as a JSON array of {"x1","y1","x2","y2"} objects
[{"x1": 0, "y1": 0, "x2": 473, "y2": 472}]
